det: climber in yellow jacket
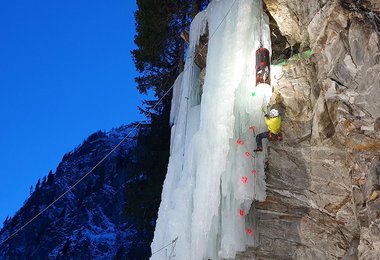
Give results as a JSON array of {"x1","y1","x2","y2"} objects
[{"x1": 254, "y1": 108, "x2": 282, "y2": 152}]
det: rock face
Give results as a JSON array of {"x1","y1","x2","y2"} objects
[{"x1": 237, "y1": 0, "x2": 380, "y2": 259}]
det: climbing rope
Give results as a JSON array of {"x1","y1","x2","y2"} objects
[
  {"x1": 0, "y1": 85, "x2": 174, "y2": 245},
  {"x1": 259, "y1": 0, "x2": 264, "y2": 47},
  {"x1": 151, "y1": 237, "x2": 178, "y2": 257}
]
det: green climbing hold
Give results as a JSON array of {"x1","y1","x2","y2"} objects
[{"x1": 252, "y1": 92, "x2": 256, "y2": 97}]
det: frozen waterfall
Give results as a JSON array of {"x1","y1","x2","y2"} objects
[{"x1": 151, "y1": 0, "x2": 272, "y2": 259}]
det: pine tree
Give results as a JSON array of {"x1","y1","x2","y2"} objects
[
  {"x1": 132, "y1": 0, "x2": 208, "y2": 99},
  {"x1": 3, "y1": 216, "x2": 10, "y2": 227},
  {"x1": 47, "y1": 170, "x2": 54, "y2": 185},
  {"x1": 128, "y1": 0, "x2": 209, "y2": 253},
  {"x1": 35, "y1": 178, "x2": 41, "y2": 190},
  {"x1": 61, "y1": 239, "x2": 70, "y2": 256},
  {"x1": 42, "y1": 176, "x2": 47, "y2": 186}
]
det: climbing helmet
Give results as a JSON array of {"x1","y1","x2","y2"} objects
[{"x1": 269, "y1": 109, "x2": 279, "y2": 117}]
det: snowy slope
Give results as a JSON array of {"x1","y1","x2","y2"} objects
[
  {"x1": 0, "y1": 126, "x2": 146, "y2": 259},
  {"x1": 151, "y1": 0, "x2": 273, "y2": 259}
]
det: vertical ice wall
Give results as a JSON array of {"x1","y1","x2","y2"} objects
[{"x1": 151, "y1": 0, "x2": 271, "y2": 259}]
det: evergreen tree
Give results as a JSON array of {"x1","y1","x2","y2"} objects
[
  {"x1": 42, "y1": 176, "x2": 47, "y2": 186},
  {"x1": 61, "y1": 239, "x2": 70, "y2": 256},
  {"x1": 35, "y1": 178, "x2": 41, "y2": 190},
  {"x1": 132, "y1": 0, "x2": 208, "y2": 99},
  {"x1": 114, "y1": 245, "x2": 126, "y2": 260},
  {"x1": 128, "y1": 0, "x2": 209, "y2": 254},
  {"x1": 47, "y1": 170, "x2": 54, "y2": 185},
  {"x1": 3, "y1": 216, "x2": 10, "y2": 227}
]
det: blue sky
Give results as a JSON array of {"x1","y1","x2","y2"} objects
[{"x1": 0, "y1": 1, "x2": 145, "y2": 225}]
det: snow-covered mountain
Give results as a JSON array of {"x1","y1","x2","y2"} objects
[{"x1": 0, "y1": 126, "x2": 151, "y2": 259}]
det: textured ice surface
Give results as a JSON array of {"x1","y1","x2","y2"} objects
[{"x1": 151, "y1": 0, "x2": 272, "y2": 259}]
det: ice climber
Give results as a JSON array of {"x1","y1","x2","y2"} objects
[{"x1": 254, "y1": 108, "x2": 282, "y2": 152}]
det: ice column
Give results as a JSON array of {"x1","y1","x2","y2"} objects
[{"x1": 151, "y1": 0, "x2": 271, "y2": 259}]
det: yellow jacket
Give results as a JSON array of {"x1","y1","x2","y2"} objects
[{"x1": 265, "y1": 115, "x2": 282, "y2": 134}]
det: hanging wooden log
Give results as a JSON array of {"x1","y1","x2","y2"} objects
[{"x1": 255, "y1": 47, "x2": 271, "y2": 86}]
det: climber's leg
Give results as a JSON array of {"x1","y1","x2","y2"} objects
[
  {"x1": 255, "y1": 131, "x2": 269, "y2": 152},
  {"x1": 277, "y1": 132, "x2": 283, "y2": 141}
]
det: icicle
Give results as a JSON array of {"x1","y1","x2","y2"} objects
[{"x1": 151, "y1": 0, "x2": 272, "y2": 259}]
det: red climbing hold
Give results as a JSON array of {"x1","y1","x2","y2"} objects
[
  {"x1": 241, "y1": 176, "x2": 248, "y2": 184},
  {"x1": 236, "y1": 139, "x2": 244, "y2": 145},
  {"x1": 239, "y1": 209, "x2": 245, "y2": 216},
  {"x1": 251, "y1": 169, "x2": 257, "y2": 175},
  {"x1": 247, "y1": 228, "x2": 253, "y2": 235},
  {"x1": 249, "y1": 126, "x2": 256, "y2": 131},
  {"x1": 245, "y1": 151, "x2": 251, "y2": 157}
]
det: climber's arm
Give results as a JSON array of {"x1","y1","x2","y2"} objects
[{"x1": 264, "y1": 116, "x2": 270, "y2": 126}]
